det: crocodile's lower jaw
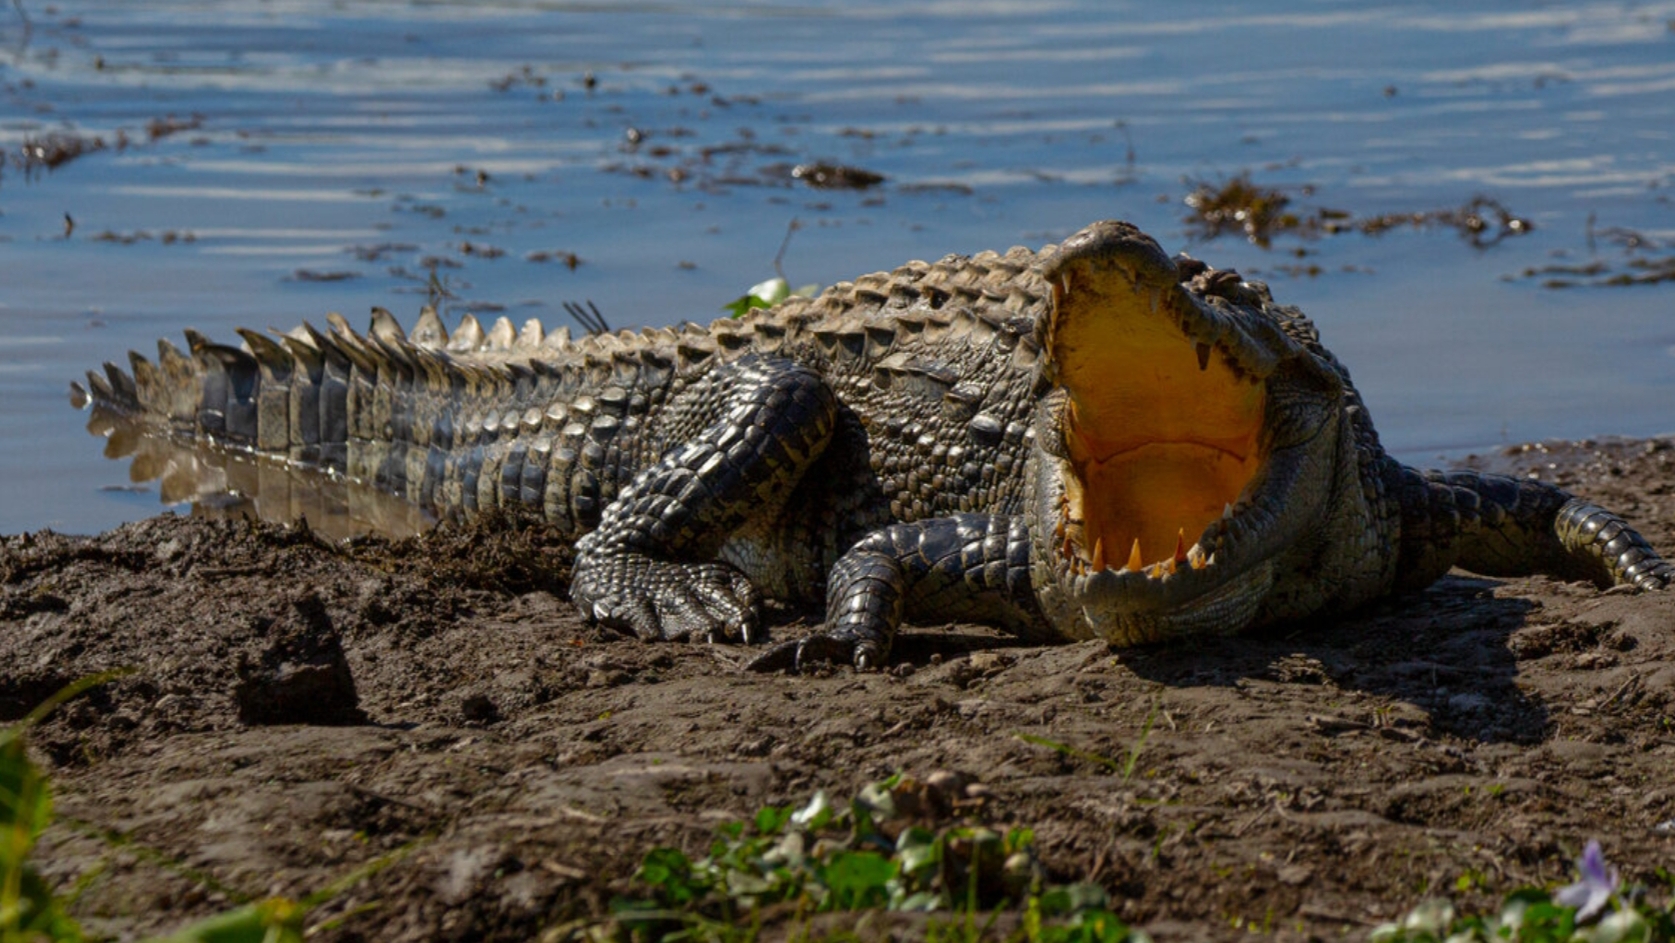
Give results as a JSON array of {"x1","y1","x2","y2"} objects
[{"x1": 1037, "y1": 558, "x2": 1276, "y2": 645}]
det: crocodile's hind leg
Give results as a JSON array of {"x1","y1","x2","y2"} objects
[
  {"x1": 747, "y1": 514, "x2": 1049, "y2": 672},
  {"x1": 570, "y1": 356, "x2": 837, "y2": 643},
  {"x1": 1394, "y1": 468, "x2": 1675, "y2": 591}
]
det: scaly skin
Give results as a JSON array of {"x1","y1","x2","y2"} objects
[{"x1": 77, "y1": 220, "x2": 1675, "y2": 670}]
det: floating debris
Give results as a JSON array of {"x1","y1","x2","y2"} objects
[
  {"x1": 791, "y1": 162, "x2": 885, "y2": 190},
  {"x1": 525, "y1": 250, "x2": 581, "y2": 269},
  {"x1": 287, "y1": 269, "x2": 361, "y2": 283},
  {"x1": 1182, "y1": 173, "x2": 1301, "y2": 247},
  {"x1": 1518, "y1": 223, "x2": 1675, "y2": 288},
  {"x1": 1183, "y1": 173, "x2": 1532, "y2": 249},
  {"x1": 17, "y1": 131, "x2": 108, "y2": 172},
  {"x1": 145, "y1": 113, "x2": 203, "y2": 141},
  {"x1": 89, "y1": 229, "x2": 197, "y2": 245}
]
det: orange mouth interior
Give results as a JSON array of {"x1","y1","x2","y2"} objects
[{"x1": 1052, "y1": 278, "x2": 1265, "y2": 572}]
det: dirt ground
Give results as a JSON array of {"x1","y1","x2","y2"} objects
[{"x1": 5, "y1": 439, "x2": 1675, "y2": 942}]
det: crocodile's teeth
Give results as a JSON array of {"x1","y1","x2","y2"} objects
[
  {"x1": 1196, "y1": 342, "x2": 1212, "y2": 372},
  {"x1": 1092, "y1": 538, "x2": 1106, "y2": 573},
  {"x1": 1149, "y1": 289, "x2": 1161, "y2": 314},
  {"x1": 1061, "y1": 274, "x2": 1071, "y2": 296},
  {"x1": 1174, "y1": 528, "x2": 1188, "y2": 564},
  {"x1": 1061, "y1": 535, "x2": 1075, "y2": 561},
  {"x1": 1223, "y1": 503, "x2": 1234, "y2": 520},
  {"x1": 1126, "y1": 538, "x2": 1143, "y2": 572},
  {"x1": 1187, "y1": 545, "x2": 1208, "y2": 570}
]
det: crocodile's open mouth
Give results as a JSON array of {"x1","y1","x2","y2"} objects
[{"x1": 1046, "y1": 246, "x2": 1267, "y2": 580}]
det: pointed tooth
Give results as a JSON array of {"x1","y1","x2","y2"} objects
[
  {"x1": 1126, "y1": 538, "x2": 1143, "y2": 573},
  {"x1": 1196, "y1": 343, "x2": 1212, "y2": 372},
  {"x1": 1188, "y1": 545, "x2": 1208, "y2": 570},
  {"x1": 1149, "y1": 289, "x2": 1161, "y2": 314},
  {"x1": 1223, "y1": 503, "x2": 1234, "y2": 520},
  {"x1": 1092, "y1": 538, "x2": 1106, "y2": 573},
  {"x1": 1061, "y1": 274, "x2": 1071, "y2": 296},
  {"x1": 1061, "y1": 535, "x2": 1075, "y2": 561},
  {"x1": 1173, "y1": 528, "x2": 1188, "y2": 564}
]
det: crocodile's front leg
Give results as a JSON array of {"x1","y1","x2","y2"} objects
[
  {"x1": 571, "y1": 356, "x2": 836, "y2": 643},
  {"x1": 747, "y1": 514, "x2": 1048, "y2": 672},
  {"x1": 1393, "y1": 467, "x2": 1675, "y2": 591}
]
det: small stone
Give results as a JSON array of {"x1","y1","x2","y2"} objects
[
  {"x1": 1277, "y1": 864, "x2": 1313, "y2": 885},
  {"x1": 461, "y1": 694, "x2": 500, "y2": 724}
]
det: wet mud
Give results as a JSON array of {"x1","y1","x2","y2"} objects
[{"x1": 6, "y1": 440, "x2": 1675, "y2": 940}]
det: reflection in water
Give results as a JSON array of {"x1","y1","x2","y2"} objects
[{"x1": 85, "y1": 406, "x2": 434, "y2": 541}]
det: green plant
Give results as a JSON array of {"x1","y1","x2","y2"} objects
[
  {"x1": 3, "y1": 671, "x2": 131, "y2": 943},
  {"x1": 722, "y1": 276, "x2": 821, "y2": 318},
  {"x1": 1015, "y1": 701, "x2": 1161, "y2": 784},
  {"x1": 1372, "y1": 843, "x2": 1675, "y2": 943},
  {"x1": 604, "y1": 776, "x2": 1148, "y2": 943}
]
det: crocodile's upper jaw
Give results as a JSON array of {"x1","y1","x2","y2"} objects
[{"x1": 1028, "y1": 220, "x2": 1337, "y2": 644}]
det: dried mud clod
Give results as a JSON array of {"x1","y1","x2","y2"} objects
[{"x1": 232, "y1": 593, "x2": 363, "y2": 726}]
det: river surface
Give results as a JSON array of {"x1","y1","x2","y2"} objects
[{"x1": 2, "y1": 1, "x2": 1673, "y2": 534}]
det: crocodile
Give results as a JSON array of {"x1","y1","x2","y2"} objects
[{"x1": 76, "y1": 220, "x2": 1675, "y2": 670}]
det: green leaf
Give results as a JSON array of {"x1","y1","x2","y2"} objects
[
  {"x1": 723, "y1": 277, "x2": 791, "y2": 318},
  {"x1": 6, "y1": 865, "x2": 86, "y2": 943},
  {"x1": 1037, "y1": 883, "x2": 1111, "y2": 917},
  {"x1": 817, "y1": 850, "x2": 896, "y2": 910},
  {"x1": 856, "y1": 780, "x2": 897, "y2": 822},
  {"x1": 753, "y1": 804, "x2": 792, "y2": 837},
  {"x1": 635, "y1": 846, "x2": 705, "y2": 906},
  {"x1": 144, "y1": 897, "x2": 304, "y2": 943},
  {"x1": 2, "y1": 734, "x2": 51, "y2": 859},
  {"x1": 894, "y1": 827, "x2": 941, "y2": 877}
]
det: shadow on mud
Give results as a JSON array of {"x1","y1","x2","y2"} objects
[{"x1": 1118, "y1": 577, "x2": 1547, "y2": 744}]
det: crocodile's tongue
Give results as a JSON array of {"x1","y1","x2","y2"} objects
[{"x1": 1046, "y1": 226, "x2": 1264, "y2": 572}]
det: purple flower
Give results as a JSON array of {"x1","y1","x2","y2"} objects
[{"x1": 1554, "y1": 840, "x2": 1619, "y2": 922}]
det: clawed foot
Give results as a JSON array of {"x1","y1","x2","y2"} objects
[
  {"x1": 572, "y1": 557, "x2": 762, "y2": 643},
  {"x1": 744, "y1": 629, "x2": 884, "y2": 673}
]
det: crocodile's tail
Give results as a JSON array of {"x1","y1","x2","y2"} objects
[{"x1": 75, "y1": 306, "x2": 600, "y2": 519}]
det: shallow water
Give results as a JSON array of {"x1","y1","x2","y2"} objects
[{"x1": 2, "y1": 0, "x2": 1673, "y2": 534}]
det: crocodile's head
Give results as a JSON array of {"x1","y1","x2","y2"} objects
[{"x1": 1027, "y1": 220, "x2": 1351, "y2": 645}]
